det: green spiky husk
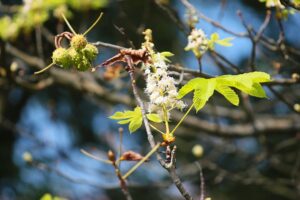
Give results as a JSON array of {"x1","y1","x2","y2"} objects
[
  {"x1": 69, "y1": 48, "x2": 91, "y2": 71},
  {"x1": 83, "y1": 44, "x2": 98, "y2": 61},
  {"x1": 70, "y1": 34, "x2": 88, "y2": 50},
  {"x1": 52, "y1": 48, "x2": 72, "y2": 68}
]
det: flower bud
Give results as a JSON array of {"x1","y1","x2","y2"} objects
[
  {"x1": 52, "y1": 48, "x2": 72, "y2": 68},
  {"x1": 70, "y1": 34, "x2": 87, "y2": 50},
  {"x1": 107, "y1": 150, "x2": 116, "y2": 162},
  {"x1": 162, "y1": 133, "x2": 176, "y2": 144}
]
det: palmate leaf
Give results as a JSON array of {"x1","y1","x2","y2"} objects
[
  {"x1": 178, "y1": 78, "x2": 204, "y2": 99},
  {"x1": 217, "y1": 72, "x2": 270, "y2": 98},
  {"x1": 178, "y1": 71, "x2": 271, "y2": 112},
  {"x1": 215, "y1": 84, "x2": 239, "y2": 106},
  {"x1": 193, "y1": 79, "x2": 216, "y2": 112},
  {"x1": 109, "y1": 107, "x2": 143, "y2": 133}
]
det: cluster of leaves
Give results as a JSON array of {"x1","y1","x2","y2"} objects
[
  {"x1": 178, "y1": 71, "x2": 271, "y2": 112},
  {"x1": 109, "y1": 107, "x2": 162, "y2": 133},
  {"x1": 0, "y1": 0, "x2": 107, "y2": 40}
]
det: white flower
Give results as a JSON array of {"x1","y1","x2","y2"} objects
[
  {"x1": 144, "y1": 53, "x2": 186, "y2": 119},
  {"x1": 185, "y1": 28, "x2": 209, "y2": 57}
]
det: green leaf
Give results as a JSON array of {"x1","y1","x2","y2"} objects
[
  {"x1": 160, "y1": 51, "x2": 174, "y2": 57},
  {"x1": 241, "y1": 71, "x2": 271, "y2": 83},
  {"x1": 215, "y1": 84, "x2": 239, "y2": 106},
  {"x1": 117, "y1": 119, "x2": 132, "y2": 124},
  {"x1": 109, "y1": 107, "x2": 143, "y2": 133},
  {"x1": 245, "y1": 82, "x2": 267, "y2": 98},
  {"x1": 129, "y1": 117, "x2": 143, "y2": 133},
  {"x1": 41, "y1": 194, "x2": 52, "y2": 200},
  {"x1": 210, "y1": 33, "x2": 219, "y2": 41},
  {"x1": 178, "y1": 78, "x2": 205, "y2": 99},
  {"x1": 193, "y1": 79, "x2": 216, "y2": 112},
  {"x1": 146, "y1": 114, "x2": 163, "y2": 123},
  {"x1": 178, "y1": 71, "x2": 270, "y2": 109},
  {"x1": 109, "y1": 111, "x2": 128, "y2": 120},
  {"x1": 215, "y1": 37, "x2": 234, "y2": 47}
]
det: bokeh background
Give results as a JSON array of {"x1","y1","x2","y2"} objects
[{"x1": 1, "y1": 0, "x2": 300, "y2": 199}]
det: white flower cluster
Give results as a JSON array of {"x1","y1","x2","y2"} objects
[
  {"x1": 144, "y1": 54, "x2": 186, "y2": 118},
  {"x1": 185, "y1": 28, "x2": 209, "y2": 57}
]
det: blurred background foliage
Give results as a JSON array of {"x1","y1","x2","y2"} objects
[{"x1": 0, "y1": 0, "x2": 300, "y2": 200}]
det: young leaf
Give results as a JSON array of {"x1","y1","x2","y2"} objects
[
  {"x1": 215, "y1": 37, "x2": 234, "y2": 47},
  {"x1": 146, "y1": 113, "x2": 163, "y2": 123},
  {"x1": 129, "y1": 117, "x2": 143, "y2": 133},
  {"x1": 215, "y1": 84, "x2": 239, "y2": 106},
  {"x1": 159, "y1": 51, "x2": 174, "y2": 62},
  {"x1": 178, "y1": 71, "x2": 271, "y2": 110},
  {"x1": 160, "y1": 51, "x2": 174, "y2": 57},
  {"x1": 210, "y1": 33, "x2": 219, "y2": 41},
  {"x1": 245, "y1": 82, "x2": 267, "y2": 98},
  {"x1": 193, "y1": 79, "x2": 216, "y2": 112},
  {"x1": 109, "y1": 107, "x2": 143, "y2": 133},
  {"x1": 217, "y1": 72, "x2": 270, "y2": 97},
  {"x1": 178, "y1": 78, "x2": 205, "y2": 99}
]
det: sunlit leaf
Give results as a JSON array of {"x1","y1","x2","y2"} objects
[
  {"x1": 160, "y1": 51, "x2": 174, "y2": 57},
  {"x1": 215, "y1": 37, "x2": 234, "y2": 47},
  {"x1": 210, "y1": 33, "x2": 219, "y2": 41},
  {"x1": 178, "y1": 78, "x2": 205, "y2": 99},
  {"x1": 178, "y1": 71, "x2": 271, "y2": 110},
  {"x1": 215, "y1": 84, "x2": 239, "y2": 106},
  {"x1": 109, "y1": 107, "x2": 143, "y2": 133},
  {"x1": 193, "y1": 79, "x2": 216, "y2": 112},
  {"x1": 146, "y1": 114, "x2": 163, "y2": 123},
  {"x1": 129, "y1": 117, "x2": 143, "y2": 133}
]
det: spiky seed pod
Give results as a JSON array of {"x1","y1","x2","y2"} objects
[
  {"x1": 68, "y1": 48, "x2": 81, "y2": 63},
  {"x1": 69, "y1": 48, "x2": 91, "y2": 71},
  {"x1": 70, "y1": 34, "x2": 88, "y2": 50},
  {"x1": 76, "y1": 56, "x2": 91, "y2": 71},
  {"x1": 83, "y1": 43, "x2": 98, "y2": 61},
  {"x1": 52, "y1": 48, "x2": 72, "y2": 68}
]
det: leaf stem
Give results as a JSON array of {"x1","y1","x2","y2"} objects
[
  {"x1": 170, "y1": 102, "x2": 195, "y2": 135},
  {"x1": 163, "y1": 105, "x2": 170, "y2": 134},
  {"x1": 150, "y1": 124, "x2": 165, "y2": 135}
]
